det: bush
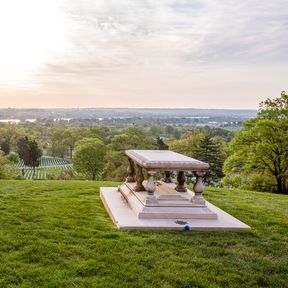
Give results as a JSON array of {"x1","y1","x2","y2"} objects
[
  {"x1": 222, "y1": 173, "x2": 278, "y2": 193},
  {"x1": 0, "y1": 151, "x2": 23, "y2": 179},
  {"x1": 6, "y1": 152, "x2": 20, "y2": 164},
  {"x1": 46, "y1": 169, "x2": 86, "y2": 180}
]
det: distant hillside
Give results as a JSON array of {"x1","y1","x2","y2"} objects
[
  {"x1": 0, "y1": 108, "x2": 257, "y2": 128},
  {"x1": 0, "y1": 107, "x2": 257, "y2": 120}
]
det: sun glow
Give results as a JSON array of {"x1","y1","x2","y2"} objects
[{"x1": 0, "y1": 0, "x2": 69, "y2": 88}]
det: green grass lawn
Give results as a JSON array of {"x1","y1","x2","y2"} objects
[{"x1": 0, "y1": 180, "x2": 287, "y2": 288}]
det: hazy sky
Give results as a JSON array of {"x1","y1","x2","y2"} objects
[{"x1": 0, "y1": 0, "x2": 287, "y2": 109}]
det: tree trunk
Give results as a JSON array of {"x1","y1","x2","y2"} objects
[
  {"x1": 92, "y1": 173, "x2": 96, "y2": 181},
  {"x1": 276, "y1": 175, "x2": 287, "y2": 194}
]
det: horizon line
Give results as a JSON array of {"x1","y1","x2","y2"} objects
[{"x1": 0, "y1": 107, "x2": 259, "y2": 111}]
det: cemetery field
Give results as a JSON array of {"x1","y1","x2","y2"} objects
[
  {"x1": 17, "y1": 156, "x2": 74, "y2": 180},
  {"x1": 0, "y1": 180, "x2": 287, "y2": 288}
]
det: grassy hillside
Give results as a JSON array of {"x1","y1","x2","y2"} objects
[{"x1": 0, "y1": 180, "x2": 287, "y2": 288}]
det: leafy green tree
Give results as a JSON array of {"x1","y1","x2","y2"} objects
[
  {"x1": 0, "y1": 140, "x2": 10, "y2": 155},
  {"x1": 110, "y1": 127, "x2": 156, "y2": 151},
  {"x1": 165, "y1": 125, "x2": 174, "y2": 136},
  {"x1": 169, "y1": 129, "x2": 203, "y2": 158},
  {"x1": 194, "y1": 135, "x2": 226, "y2": 184},
  {"x1": 170, "y1": 131, "x2": 226, "y2": 184},
  {"x1": 23, "y1": 140, "x2": 43, "y2": 177},
  {"x1": 184, "y1": 127, "x2": 234, "y2": 142},
  {"x1": 0, "y1": 123, "x2": 25, "y2": 153},
  {"x1": 224, "y1": 91, "x2": 288, "y2": 194},
  {"x1": 86, "y1": 126, "x2": 117, "y2": 144},
  {"x1": 49, "y1": 128, "x2": 68, "y2": 158},
  {"x1": 173, "y1": 128, "x2": 182, "y2": 140},
  {"x1": 0, "y1": 151, "x2": 16, "y2": 179},
  {"x1": 0, "y1": 151, "x2": 23, "y2": 179},
  {"x1": 149, "y1": 126, "x2": 164, "y2": 137},
  {"x1": 62, "y1": 127, "x2": 85, "y2": 159},
  {"x1": 73, "y1": 138, "x2": 107, "y2": 180},
  {"x1": 17, "y1": 136, "x2": 29, "y2": 160},
  {"x1": 170, "y1": 129, "x2": 227, "y2": 185},
  {"x1": 102, "y1": 151, "x2": 127, "y2": 181},
  {"x1": 102, "y1": 127, "x2": 156, "y2": 181},
  {"x1": 164, "y1": 125, "x2": 182, "y2": 139},
  {"x1": 6, "y1": 152, "x2": 20, "y2": 164}
]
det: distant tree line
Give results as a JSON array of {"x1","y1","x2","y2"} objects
[{"x1": 0, "y1": 92, "x2": 286, "y2": 194}]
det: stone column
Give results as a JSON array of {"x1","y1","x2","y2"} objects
[
  {"x1": 126, "y1": 158, "x2": 135, "y2": 183},
  {"x1": 146, "y1": 171, "x2": 157, "y2": 195},
  {"x1": 192, "y1": 171, "x2": 206, "y2": 205},
  {"x1": 134, "y1": 165, "x2": 145, "y2": 191},
  {"x1": 175, "y1": 171, "x2": 187, "y2": 192},
  {"x1": 163, "y1": 171, "x2": 172, "y2": 183}
]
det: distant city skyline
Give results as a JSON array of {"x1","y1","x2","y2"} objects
[{"x1": 0, "y1": 0, "x2": 287, "y2": 109}]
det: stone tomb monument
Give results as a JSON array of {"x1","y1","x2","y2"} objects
[{"x1": 100, "y1": 150, "x2": 250, "y2": 231}]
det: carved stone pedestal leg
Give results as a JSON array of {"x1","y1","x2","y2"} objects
[
  {"x1": 146, "y1": 171, "x2": 157, "y2": 195},
  {"x1": 192, "y1": 171, "x2": 206, "y2": 205},
  {"x1": 175, "y1": 171, "x2": 187, "y2": 192},
  {"x1": 163, "y1": 171, "x2": 172, "y2": 183},
  {"x1": 145, "y1": 170, "x2": 157, "y2": 204},
  {"x1": 134, "y1": 165, "x2": 145, "y2": 191},
  {"x1": 126, "y1": 158, "x2": 135, "y2": 183}
]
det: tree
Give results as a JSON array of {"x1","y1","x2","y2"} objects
[
  {"x1": 6, "y1": 152, "x2": 20, "y2": 164},
  {"x1": 102, "y1": 127, "x2": 156, "y2": 181},
  {"x1": 102, "y1": 151, "x2": 127, "y2": 181},
  {"x1": 1, "y1": 140, "x2": 10, "y2": 155},
  {"x1": 17, "y1": 136, "x2": 29, "y2": 160},
  {"x1": 149, "y1": 126, "x2": 164, "y2": 137},
  {"x1": 169, "y1": 129, "x2": 203, "y2": 158},
  {"x1": 0, "y1": 151, "x2": 22, "y2": 179},
  {"x1": 156, "y1": 136, "x2": 169, "y2": 150},
  {"x1": 194, "y1": 135, "x2": 226, "y2": 184},
  {"x1": 49, "y1": 128, "x2": 68, "y2": 158},
  {"x1": 73, "y1": 138, "x2": 107, "y2": 180},
  {"x1": 165, "y1": 125, "x2": 174, "y2": 136},
  {"x1": 23, "y1": 140, "x2": 43, "y2": 177},
  {"x1": 170, "y1": 131, "x2": 226, "y2": 184},
  {"x1": 169, "y1": 129, "x2": 227, "y2": 185},
  {"x1": 173, "y1": 128, "x2": 182, "y2": 140},
  {"x1": 224, "y1": 91, "x2": 288, "y2": 194},
  {"x1": 62, "y1": 127, "x2": 84, "y2": 159},
  {"x1": 0, "y1": 123, "x2": 25, "y2": 153},
  {"x1": 86, "y1": 126, "x2": 116, "y2": 144}
]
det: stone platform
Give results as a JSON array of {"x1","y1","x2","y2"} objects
[
  {"x1": 100, "y1": 184, "x2": 250, "y2": 231},
  {"x1": 119, "y1": 181, "x2": 217, "y2": 219}
]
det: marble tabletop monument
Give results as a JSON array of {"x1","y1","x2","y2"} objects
[{"x1": 100, "y1": 150, "x2": 250, "y2": 231}]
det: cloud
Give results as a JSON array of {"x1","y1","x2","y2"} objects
[
  {"x1": 0, "y1": 0, "x2": 287, "y2": 108},
  {"x1": 51, "y1": 0, "x2": 288, "y2": 74}
]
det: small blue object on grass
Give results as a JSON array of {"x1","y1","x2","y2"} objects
[{"x1": 184, "y1": 224, "x2": 190, "y2": 231}]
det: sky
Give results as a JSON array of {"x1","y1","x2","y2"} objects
[{"x1": 0, "y1": 0, "x2": 287, "y2": 109}]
